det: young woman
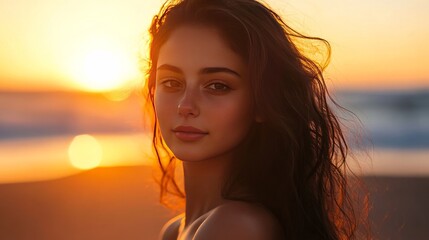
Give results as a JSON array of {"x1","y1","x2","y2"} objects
[{"x1": 143, "y1": 0, "x2": 369, "y2": 239}]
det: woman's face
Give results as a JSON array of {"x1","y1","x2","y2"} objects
[{"x1": 154, "y1": 25, "x2": 254, "y2": 162}]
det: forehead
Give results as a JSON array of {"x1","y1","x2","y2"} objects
[{"x1": 157, "y1": 25, "x2": 245, "y2": 73}]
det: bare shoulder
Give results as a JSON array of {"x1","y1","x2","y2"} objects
[
  {"x1": 158, "y1": 213, "x2": 184, "y2": 240},
  {"x1": 194, "y1": 201, "x2": 284, "y2": 240}
]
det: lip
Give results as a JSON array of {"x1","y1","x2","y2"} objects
[{"x1": 172, "y1": 126, "x2": 208, "y2": 142}]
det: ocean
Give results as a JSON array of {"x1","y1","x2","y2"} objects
[
  {"x1": 334, "y1": 89, "x2": 429, "y2": 149},
  {"x1": 2, "y1": 89, "x2": 428, "y2": 148}
]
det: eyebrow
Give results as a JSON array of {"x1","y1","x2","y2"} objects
[{"x1": 157, "y1": 64, "x2": 241, "y2": 78}]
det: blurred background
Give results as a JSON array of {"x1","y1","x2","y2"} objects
[{"x1": 0, "y1": 0, "x2": 428, "y2": 239}]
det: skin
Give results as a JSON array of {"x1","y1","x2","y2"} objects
[
  {"x1": 154, "y1": 25, "x2": 283, "y2": 240},
  {"x1": 154, "y1": 26, "x2": 254, "y2": 163}
]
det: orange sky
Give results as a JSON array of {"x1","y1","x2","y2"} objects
[{"x1": 0, "y1": 0, "x2": 428, "y2": 91}]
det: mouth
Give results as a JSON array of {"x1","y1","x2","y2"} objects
[{"x1": 172, "y1": 126, "x2": 208, "y2": 142}]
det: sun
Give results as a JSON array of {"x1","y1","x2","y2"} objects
[{"x1": 69, "y1": 45, "x2": 138, "y2": 92}]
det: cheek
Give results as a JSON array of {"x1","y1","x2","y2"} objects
[
  {"x1": 155, "y1": 89, "x2": 176, "y2": 110},
  {"x1": 154, "y1": 91, "x2": 177, "y2": 130},
  {"x1": 210, "y1": 97, "x2": 253, "y2": 135}
]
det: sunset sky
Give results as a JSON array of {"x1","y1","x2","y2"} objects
[{"x1": 0, "y1": 0, "x2": 428, "y2": 91}]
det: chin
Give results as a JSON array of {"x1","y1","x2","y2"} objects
[{"x1": 171, "y1": 151, "x2": 206, "y2": 162}]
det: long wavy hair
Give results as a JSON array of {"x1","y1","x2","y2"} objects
[{"x1": 143, "y1": 0, "x2": 370, "y2": 239}]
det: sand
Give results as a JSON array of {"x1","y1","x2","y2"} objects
[
  {"x1": 365, "y1": 175, "x2": 429, "y2": 239},
  {"x1": 0, "y1": 166, "x2": 174, "y2": 240},
  {"x1": 0, "y1": 166, "x2": 428, "y2": 240}
]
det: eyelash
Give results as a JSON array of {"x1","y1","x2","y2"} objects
[
  {"x1": 161, "y1": 79, "x2": 182, "y2": 89},
  {"x1": 159, "y1": 80, "x2": 231, "y2": 93},
  {"x1": 206, "y1": 82, "x2": 231, "y2": 91}
]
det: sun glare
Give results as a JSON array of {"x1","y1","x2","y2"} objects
[
  {"x1": 68, "y1": 134, "x2": 103, "y2": 170},
  {"x1": 69, "y1": 46, "x2": 138, "y2": 92}
]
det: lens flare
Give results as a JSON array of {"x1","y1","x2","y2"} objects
[{"x1": 68, "y1": 134, "x2": 102, "y2": 170}]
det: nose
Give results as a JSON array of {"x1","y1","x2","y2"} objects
[{"x1": 177, "y1": 89, "x2": 200, "y2": 118}]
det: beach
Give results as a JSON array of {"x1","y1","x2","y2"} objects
[
  {"x1": 1, "y1": 165, "x2": 428, "y2": 240},
  {"x1": 0, "y1": 166, "x2": 173, "y2": 240},
  {"x1": 365, "y1": 175, "x2": 429, "y2": 239}
]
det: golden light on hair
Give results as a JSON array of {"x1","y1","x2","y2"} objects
[{"x1": 68, "y1": 134, "x2": 103, "y2": 170}]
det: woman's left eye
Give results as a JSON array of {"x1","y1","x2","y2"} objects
[{"x1": 206, "y1": 82, "x2": 231, "y2": 92}]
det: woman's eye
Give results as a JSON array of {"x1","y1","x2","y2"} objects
[
  {"x1": 206, "y1": 82, "x2": 230, "y2": 92},
  {"x1": 161, "y1": 80, "x2": 182, "y2": 89}
]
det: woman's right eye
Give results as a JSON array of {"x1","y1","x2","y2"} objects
[{"x1": 160, "y1": 79, "x2": 182, "y2": 89}]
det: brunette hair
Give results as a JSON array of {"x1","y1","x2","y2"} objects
[{"x1": 143, "y1": 0, "x2": 370, "y2": 239}]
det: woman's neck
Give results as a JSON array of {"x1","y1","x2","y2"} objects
[{"x1": 182, "y1": 155, "x2": 232, "y2": 226}]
